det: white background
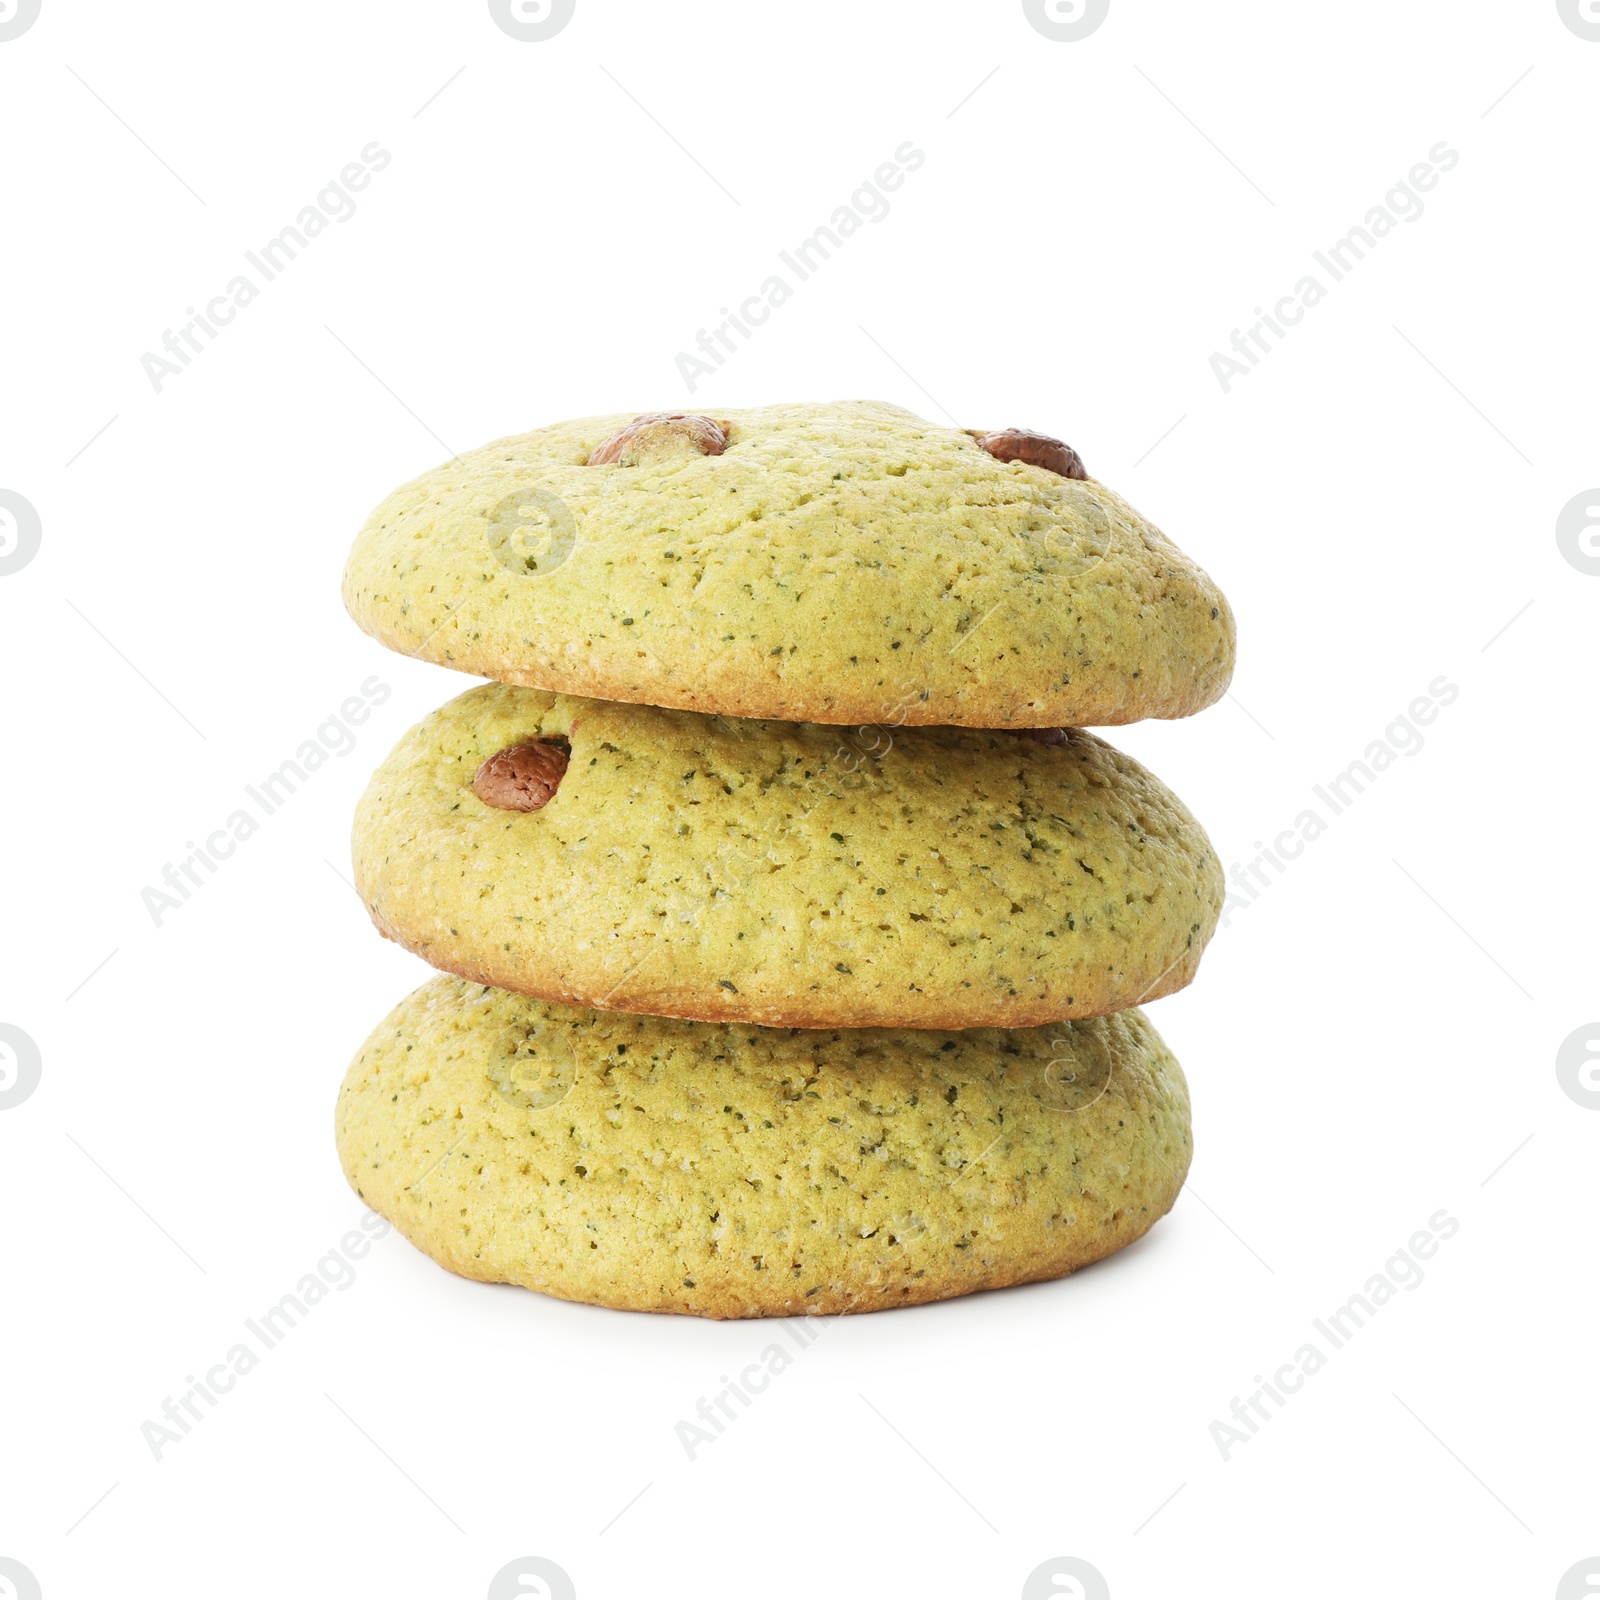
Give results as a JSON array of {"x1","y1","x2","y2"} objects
[{"x1": 2, "y1": 2, "x2": 1596, "y2": 1597}]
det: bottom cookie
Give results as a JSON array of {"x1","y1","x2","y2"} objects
[{"x1": 335, "y1": 976, "x2": 1192, "y2": 1318}]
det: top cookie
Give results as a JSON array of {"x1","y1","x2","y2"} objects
[{"x1": 342, "y1": 401, "x2": 1234, "y2": 728}]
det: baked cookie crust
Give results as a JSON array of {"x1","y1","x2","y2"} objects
[
  {"x1": 342, "y1": 400, "x2": 1234, "y2": 728},
  {"x1": 351, "y1": 682, "x2": 1223, "y2": 1030},
  {"x1": 335, "y1": 976, "x2": 1193, "y2": 1318}
]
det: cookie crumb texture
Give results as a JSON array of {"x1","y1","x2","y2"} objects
[
  {"x1": 341, "y1": 400, "x2": 1234, "y2": 728},
  {"x1": 353, "y1": 683, "x2": 1224, "y2": 1029},
  {"x1": 335, "y1": 976, "x2": 1192, "y2": 1318}
]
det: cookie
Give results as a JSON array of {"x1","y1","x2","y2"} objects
[
  {"x1": 352, "y1": 682, "x2": 1223, "y2": 1029},
  {"x1": 335, "y1": 975, "x2": 1193, "y2": 1318},
  {"x1": 341, "y1": 400, "x2": 1234, "y2": 728}
]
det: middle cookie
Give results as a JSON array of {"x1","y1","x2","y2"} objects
[{"x1": 353, "y1": 683, "x2": 1223, "y2": 1029}]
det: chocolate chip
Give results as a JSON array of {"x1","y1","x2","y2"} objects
[
  {"x1": 472, "y1": 741, "x2": 570, "y2": 811},
  {"x1": 971, "y1": 427, "x2": 1087, "y2": 480},
  {"x1": 1013, "y1": 727, "x2": 1070, "y2": 745},
  {"x1": 588, "y1": 413, "x2": 729, "y2": 466}
]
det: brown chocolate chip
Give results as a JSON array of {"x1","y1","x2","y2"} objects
[
  {"x1": 971, "y1": 428, "x2": 1087, "y2": 480},
  {"x1": 1013, "y1": 727, "x2": 1070, "y2": 745},
  {"x1": 473, "y1": 741, "x2": 570, "y2": 811},
  {"x1": 587, "y1": 413, "x2": 729, "y2": 466}
]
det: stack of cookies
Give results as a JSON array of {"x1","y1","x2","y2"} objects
[{"x1": 335, "y1": 401, "x2": 1234, "y2": 1318}]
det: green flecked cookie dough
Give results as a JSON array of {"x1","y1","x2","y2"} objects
[
  {"x1": 352, "y1": 682, "x2": 1223, "y2": 1030},
  {"x1": 336, "y1": 975, "x2": 1193, "y2": 1318},
  {"x1": 341, "y1": 400, "x2": 1234, "y2": 728}
]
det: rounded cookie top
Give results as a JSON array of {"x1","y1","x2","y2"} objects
[
  {"x1": 351, "y1": 681, "x2": 1223, "y2": 1030},
  {"x1": 335, "y1": 975, "x2": 1193, "y2": 1318},
  {"x1": 342, "y1": 400, "x2": 1234, "y2": 728}
]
